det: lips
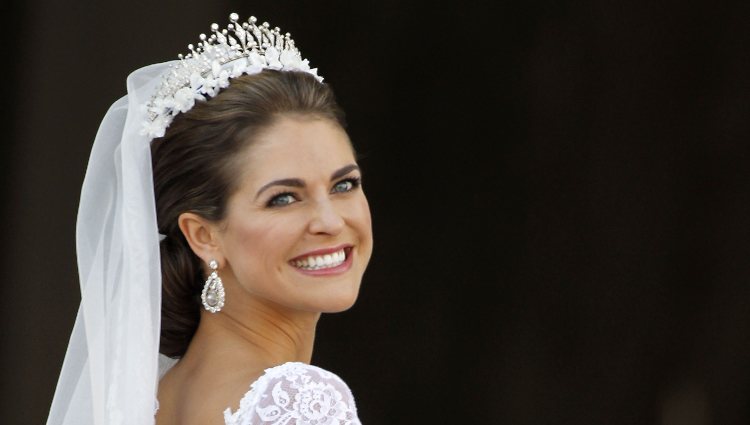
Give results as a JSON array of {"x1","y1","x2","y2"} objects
[{"x1": 289, "y1": 244, "x2": 353, "y2": 274}]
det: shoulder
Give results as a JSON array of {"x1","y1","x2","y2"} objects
[
  {"x1": 158, "y1": 360, "x2": 263, "y2": 425},
  {"x1": 224, "y1": 362, "x2": 361, "y2": 425}
]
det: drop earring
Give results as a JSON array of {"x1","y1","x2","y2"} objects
[{"x1": 201, "y1": 259, "x2": 225, "y2": 313}]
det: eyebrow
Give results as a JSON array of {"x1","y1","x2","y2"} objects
[{"x1": 254, "y1": 164, "x2": 360, "y2": 200}]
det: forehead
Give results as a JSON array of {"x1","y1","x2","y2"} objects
[{"x1": 237, "y1": 116, "x2": 355, "y2": 184}]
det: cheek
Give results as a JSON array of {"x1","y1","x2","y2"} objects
[
  {"x1": 362, "y1": 199, "x2": 373, "y2": 233},
  {"x1": 225, "y1": 214, "x2": 305, "y2": 265},
  {"x1": 350, "y1": 195, "x2": 373, "y2": 242},
  {"x1": 224, "y1": 222, "x2": 274, "y2": 272}
]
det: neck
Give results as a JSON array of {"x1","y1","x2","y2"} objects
[{"x1": 185, "y1": 297, "x2": 321, "y2": 369}]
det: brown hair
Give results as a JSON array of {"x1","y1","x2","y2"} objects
[{"x1": 152, "y1": 70, "x2": 346, "y2": 357}]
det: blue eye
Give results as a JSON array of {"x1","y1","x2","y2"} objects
[
  {"x1": 267, "y1": 193, "x2": 297, "y2": 207},
  {"x1": 332, "y1": 177, "x2": 361, "y2": 193}
]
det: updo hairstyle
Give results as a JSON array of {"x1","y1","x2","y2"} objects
[{"x1": 151, "y1": 70, "x2": 346, "y2": 357}]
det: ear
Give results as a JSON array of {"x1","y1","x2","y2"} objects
[{"x1": 178, "y1": 212, "x2": 224, "y2": 267}]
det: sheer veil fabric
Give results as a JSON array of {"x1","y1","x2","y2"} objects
[{"x1": 47, "y1": 62, "x2": 176, "y2": 425}]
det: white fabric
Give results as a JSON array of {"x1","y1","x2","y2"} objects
[
  {"x1": 224, "y1": 363, "x2": 361, "y2": 425},
  {"x1": 46, "y1": 54, "x2": 359, "y2": 425},
  {"x1": 47, "y1": 61, "x2": 177, "y2": 425}
]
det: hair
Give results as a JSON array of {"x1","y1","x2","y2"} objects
[{"x1": 152, "y1": 70, "x2": 346, "y2": 357}]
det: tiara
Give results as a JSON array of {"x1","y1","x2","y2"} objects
[{"x1": 142, "y1": 13, "x2": 322, "y2": 139}]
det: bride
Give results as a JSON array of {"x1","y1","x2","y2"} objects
[{"x1": 47, "y1": 13, "x2": 372, "y2": 425}]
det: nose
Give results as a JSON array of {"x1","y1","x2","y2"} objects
[{"x1": 307, "y1": 198, "x2": 345, "y2": 235}]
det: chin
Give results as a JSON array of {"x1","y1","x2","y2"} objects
[
  {"x1": 315, "y1": 281, "x2": 362, "y2": 313},
  {"x1": 322, "y1": 296, "x2": 359, "y2": 313},
  {"x1": 286, "y1": 260, "x2": 367, "y2": 313}
]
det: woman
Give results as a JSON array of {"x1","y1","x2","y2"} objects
[{"x1": 47, "y1": 13, "x2": 372, "y2": 425}]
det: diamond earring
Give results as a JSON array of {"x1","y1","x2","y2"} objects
[{"x1": 201, "y1": 260, "x2": 225, "y2": 313}]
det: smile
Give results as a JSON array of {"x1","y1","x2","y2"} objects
[{"x1": 289, "y1": 245, "x2": 353, "y2": 275}]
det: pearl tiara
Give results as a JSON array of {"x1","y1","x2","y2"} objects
[{"x1": 142, "y1": 13, "x2": 322, "y2": 139}]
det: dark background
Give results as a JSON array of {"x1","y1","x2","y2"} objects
[{"x1": 2, "y1": 0, "x2": 749, "y2": 424}]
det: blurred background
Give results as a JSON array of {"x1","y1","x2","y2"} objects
[{"x1": 2, "y1": 0, "x2": 749, "y2": 423}]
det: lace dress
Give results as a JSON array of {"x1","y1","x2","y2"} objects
[{"x1": 223, "y1": 362, "x2": 361, "y2": 425}]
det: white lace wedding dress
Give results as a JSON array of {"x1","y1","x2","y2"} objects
[{"x1": 222, "y1": 362, "x2": 361, "y2": 425}]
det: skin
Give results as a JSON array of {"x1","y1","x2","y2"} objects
[{"x1": 155, "y1": 115, "x2": 373, "y2": 425}]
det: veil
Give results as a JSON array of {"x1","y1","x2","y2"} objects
[
  {"x1": 46, "y1": 14, "x2": 322, "y2": 424},
  {"x1": 47, "y1": 62, "x2": 176, "y2": 425}
]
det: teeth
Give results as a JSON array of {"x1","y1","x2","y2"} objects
[{"x1": 292, "y1": 249, "x2": 347, "y2": 270}]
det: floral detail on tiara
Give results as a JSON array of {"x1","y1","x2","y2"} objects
[{"x1": 142, "y1": 13, "x2": 322, "y2": 139}]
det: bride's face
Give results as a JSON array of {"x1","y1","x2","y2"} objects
[{"x1": 216, "y1": 115, "x2": 372, "y2": 314}]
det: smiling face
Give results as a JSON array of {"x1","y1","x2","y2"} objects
[{"x1": 214, "y1": 115, "x2": 373, "y2": 315}]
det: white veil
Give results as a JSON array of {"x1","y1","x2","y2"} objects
[
  {"x1": 46, "y1": 14, "x2": 322, "y2": 423},
  {"x1": 47, "y1": 62, "x2": 177, "y2": 425}
]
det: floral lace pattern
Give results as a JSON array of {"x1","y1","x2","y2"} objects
[{"x1": 224, "y1": 362, "x2": 361, "y2": 425}]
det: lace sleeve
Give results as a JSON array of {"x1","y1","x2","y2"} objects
[{"x1": 224, "y1": 362, "x2": 361, "y2": 425}]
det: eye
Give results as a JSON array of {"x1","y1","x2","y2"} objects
[
  {"x1": 332, "y1": 177, "x2": 361, "y2": 193},
  {"x1": 267, "y1": 192, "x2": 298, "y2": 207}
]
